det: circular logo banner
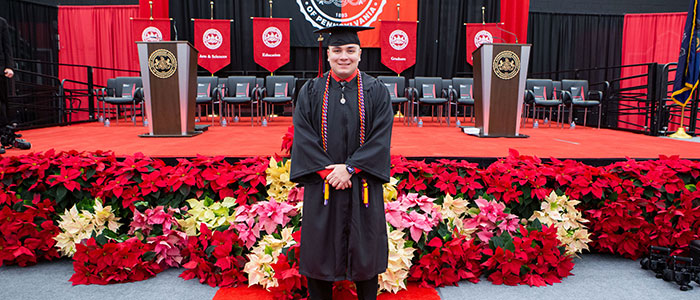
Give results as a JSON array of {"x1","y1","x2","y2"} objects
[
  {"x1": 474, "y1": 30, "x2": 493, "y2": 48},
  {"x1": 492, "y1": 50, "x2": 520, "y2": 80},
  {"x1": 148, "y1": 49, "x2": 177, "y2": 79},
  {"x1": 142, "y1": 26, "x2": 163, "y2": 42},
  {"x1": 296, "y1": 0, "x2": 386, "y2": 29},
  {"x1": 262, "y1": 27, "x2": 283, "y2": 48},
  {"x1": 389, "y1": 29, "x2": 408, "y2": 50},
  {"x1": 203, "y1": 28, "x2": 223, "y2": 50}
]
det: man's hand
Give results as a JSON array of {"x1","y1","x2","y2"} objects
[
  {"x1": 325, "y1": 164, "x2": 352, "y2": 190},
  {"x1": 4, "y1": 68, "x2": 13, "y2": 79}
]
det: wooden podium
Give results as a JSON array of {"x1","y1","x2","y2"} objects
[
  {"x1": 473, "y1": 43, "x2": 531, "y2": 137},
  {"x1": 136, "y1": 41, "x2": 200, "y2": 137}
]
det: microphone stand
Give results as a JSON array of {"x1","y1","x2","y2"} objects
[{"x1": 497, "y1": 23, "x2": 519, "y2": 43}]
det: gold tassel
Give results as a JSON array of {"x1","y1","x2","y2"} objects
[
  {"x1": 324, "y1": 180, "x2": 330, "y2": 206},
  {"x1": 362, "y1": 179, "x2": 369, "y2": 207}
]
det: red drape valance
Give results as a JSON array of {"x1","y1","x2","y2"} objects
[
  {"x1": 619, "y1": 13, "x2": 686, "y2": 130},
  {"x1": 58, "y1": 5, "x2": 140, "y2": 121}
]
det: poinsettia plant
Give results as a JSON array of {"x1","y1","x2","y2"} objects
[
  {"x1": 180, "y1": 223, "x2": 248, "y2": 287},
  {"x1": 481, "y1": 220, "x2": 574, "y2": 287},
  {"x1": 70, "y1": 236, "x2": 162, "y2": 285},
  {"x1": 1, "y1": 150, "x2": 700, "y2": 295},
  {"x1": 0, "y1": 195, "x2": 60, "y2": 267},
  {"x1": 409, "y1": 234, "x2": 484, "y2": 288}
]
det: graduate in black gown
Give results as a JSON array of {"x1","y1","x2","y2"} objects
[{"x1": 290, "y1": 26, "x2": 393, "y2": 300}]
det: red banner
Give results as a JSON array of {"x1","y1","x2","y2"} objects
[
  {"x1": 139, "y1": 0, "x2": 169, "y2": 19},
  {"x1": 379, "y1": 20, "x2": 416, "y2": 74},
  {"x1": 253, "y1": 18, "x2": 290, "y2": 73},
  {"x1": 500, "y1": 0, "x2": 529, "y2": 44},
  {"x1": 194, "y1": 19, "x2": 231, "y2": 74},
  {"x1": 132, "y1": 18, "x2": 170, "y2": 42},
  {"x1": 465, "y1": 23, "x2": 500, "y2": 65}
]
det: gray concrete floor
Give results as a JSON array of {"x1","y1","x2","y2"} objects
[{"x1": 1, "y1": 254, "x2": 698, "y2": 300}]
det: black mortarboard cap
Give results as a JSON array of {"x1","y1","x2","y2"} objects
[{"x1": 314, "y1": 25, "x2": 374, "y2": 46}]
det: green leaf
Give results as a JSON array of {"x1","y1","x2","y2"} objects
[
  {"x1": 205, "y1": 245, "x2": 217, "y2": 255},
  {"x1": 529, "y1": 218, "x2": 543, "y2": 231},
  {"x1": 157, "y1": 195, "x2": 171, "y2": 206},
  {"x1": 85, "y1": 168, "x2": 96, "y2": 180},
  {"x1": 103, "y1": 229, "x2": 118, "y2": 240},
  {"x1": 11, "y1": 201, "x2": 25, "y2": 212},
  {"x1": 141, "y1": 251, "x2": 157, "y2": 262},
  {"x1": 685, "y1": 184, "x2": 697, "y2": 192},
  {"x1": 56, "y1": 185, "x2": 67, "y2": 204},
  {"x1": 214, "y1": 224, "x2": 230, "y2": 232},
  {"x1": 134, "y1": 201, "x2": 149, "y2": 209},
  {"x1": 489, "y1": 232, "x2": 515, "y2": 252},
  {"x1": 95, "y1": 234, "x2": 108, "y2": 246},
  {"x1": 437, "y1": 223, "x2": 450, "y2": 239},
  {"x1": 179, "y1": 185, "x2": 191, "y2": 197}
]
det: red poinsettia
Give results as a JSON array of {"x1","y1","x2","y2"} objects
[
  {"x1": 265, "y1": 229, "x2": 306, "y2": 299},
  {"x1": 481, "y1": 224, "x2": 574, "y2": 287},
  {"x1": 46, "y1": 167, "x2": 82, "y2": 192},
  {"x1": 409, "y1": 235, "x2": 484, "y2": 288},
  {"x1": 180, "y1": 223, "x2": 248, "y2": 287},
  {"x1": 0, "y1": 198, "x2": 60, "y2": 267},
  {"x1": 281, "y1": 125, "x2": 294, "y2": 155},
  {"x1": 586, "y1": 197, "x2": 656, "y2": 259},
  {"x1": 70, "y1": 237, "x2": 162, "y2": 285}
]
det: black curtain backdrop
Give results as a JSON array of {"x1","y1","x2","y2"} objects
[
  {"x1": 530, "y1": 0, "x2": 686, "y2": 14},
  {"x1": 0, "y1": 0, "x2": 59, "y2": 74},
  {"x1": 526, "y1": 12, "x2": 623, "y2": 87},
  {"x1": 169, "y1": 0, "x2": 499, "y2": 79}
]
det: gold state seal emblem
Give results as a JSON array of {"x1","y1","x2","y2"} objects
[
  {"x1": 492, "y1": 50, "x2": 520, "y2": 80},
  {"x1": 148, "y1": 49, "x2": 177, "y2": 79}
]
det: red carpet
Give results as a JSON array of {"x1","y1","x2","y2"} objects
[
  {"x1": 5, "y1": 116, "x2": 700, "y2": 159},
  {"x1": 212, "y1": 283, "x2": 440, "y2": 300}
]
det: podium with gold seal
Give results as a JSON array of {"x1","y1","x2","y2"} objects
[
  {"x1": 136, "y1": 41, "x2": 201, "y2": 137},
  {"x1": 472, "y1": 43, "x2": 531, "y2": 137}
]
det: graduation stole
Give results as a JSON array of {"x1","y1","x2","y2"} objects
[{"x1": 321, "y1": 71, "x2": 370, "y2": 208}]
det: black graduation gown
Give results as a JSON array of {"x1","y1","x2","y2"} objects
[{"x1": 290, "y1": 71, "x2": 393, "y2": 282}]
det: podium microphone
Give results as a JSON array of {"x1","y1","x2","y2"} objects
[{"x1": 497, "y1": 23, "x2": 519, "y2": 43}]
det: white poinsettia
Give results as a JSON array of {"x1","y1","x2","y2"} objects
[
  {"x1": 243, "y1": 227, "x2": 297, "y2": 291},
  {"x1": 529, "y1": 191, "x2": 591, "y2": 256},
  {"x1": 54, "y1": 198, "x2": 122, "y2": 257},
  {"x1": 379, "y1": 225, "x2": 415, "y2": 294}
]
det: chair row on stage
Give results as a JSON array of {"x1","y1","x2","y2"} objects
[
  {"x1": 523, "y1": 78, "x2": 606, "y2": 129},
  {"x1": 95, "y1": 75, "x2": 296, "y2": 126},
  {"x1": 379, "y1": 76, "x2": 606, "y2": 129},
  {"x1": 94, "y1": 75, "x2": 606, "y2": 129}
]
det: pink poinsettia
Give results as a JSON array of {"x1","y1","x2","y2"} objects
[
  {"x1": 463, "y1": 197, "x2": 520, "y2": 243},
  {"x1": 129, "y1": 206, "x2": 182, "y2": 236},
  {"x1": 287, "y1": 186, "x2": 304, "y2": 206},
  {"x1": 385, "y1": 193, "x2": 441, "y2": 242},
  {"x1": 147, "y1": 231, "x2": 187, "y2": 268},
  {"x1": 249, "y1": 200, "x2": 296, "y2": 234}
]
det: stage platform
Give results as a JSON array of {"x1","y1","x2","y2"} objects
[{"x1": 5, "y1": 117, "x2": 700, "y2": 164}]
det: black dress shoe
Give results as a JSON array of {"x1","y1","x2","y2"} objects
[{"x1": 0, "y1": 147, "x2": 5, "y2": 154}]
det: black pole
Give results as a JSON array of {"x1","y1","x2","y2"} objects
[
  {"x1": 689, "y1": 88, "x2": 699, "y2": 135},
  {"x1": 646, "y1": 63, "x2": 658, "y2": 136},
  {"x1": 87, "y1": 66, "x2": 94, "y2": 120}
]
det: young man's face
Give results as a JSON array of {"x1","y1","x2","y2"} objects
[{"x1": 327, "y1": 44, "x2": 362, "y2": 79}]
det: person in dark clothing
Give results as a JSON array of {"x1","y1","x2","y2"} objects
[
  {"x1": 0, "y1": 16, "x2": 24, "y2": 155},
  {"x1": 290, "y1": 26, "x2": 393, "y2": 300},
  {"x1": 0, "y1": 16, "x2": 14, "y2": 127}
]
